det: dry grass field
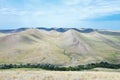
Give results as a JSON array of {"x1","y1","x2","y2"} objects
[{"x1": 0, "y1": 70, "x2": 120, "y2": 80}]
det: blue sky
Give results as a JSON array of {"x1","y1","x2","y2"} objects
[{"x1": 0, "y1": 0, "x2": 120, "y2": 30}]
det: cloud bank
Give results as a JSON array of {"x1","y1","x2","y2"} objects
[{"x1": 0, "y1": 0, "x2": 120, "y2": 29}]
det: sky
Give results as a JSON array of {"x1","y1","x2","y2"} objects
[{"x1": 0, "y1": 0, "x2": 120, "y2": 30}]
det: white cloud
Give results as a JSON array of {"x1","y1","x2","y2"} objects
[
  {"x1": 0, "y1": 0, "x2": 120, "y2": 29},
  {"x1": 60, "y1": 0, "x2": 120, "y2": 20},
  {"x1": 1, "y1": 0, "x2": 120, "y2": 19},
  {"x1": 62, "y1": 0, "x2": 93, "y2": 6},
  {"x1": 0, "y1": 8, "x2": 46, "y2": 16}
]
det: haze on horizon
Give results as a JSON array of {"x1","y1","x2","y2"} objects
[{"x1": 0, "y1": 0, "x2": 120, "y2": 30}]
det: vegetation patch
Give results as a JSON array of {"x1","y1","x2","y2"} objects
[{"x1": 0, "y1": 62, "x2": 120, "y2": 71}]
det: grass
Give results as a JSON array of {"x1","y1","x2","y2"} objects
[{"x1": 0, "y1": 70, "x2": 120, "y2": 80}]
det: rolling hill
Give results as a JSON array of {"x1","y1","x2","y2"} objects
[{"x1": 0, "y1": 28, "x2": 120, "y2": 66}]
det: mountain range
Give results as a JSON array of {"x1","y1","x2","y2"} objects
[{"x1": 0, "y1": 28, "x2": 120, "y2": 66}]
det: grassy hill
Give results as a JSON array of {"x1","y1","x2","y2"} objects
[{"x1": 0, "y1": 28, "x2": 120, "y2": 66}]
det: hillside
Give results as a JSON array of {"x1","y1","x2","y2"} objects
[{"x1": 0, "y1": 28, "x2": 120, "y2": 66}]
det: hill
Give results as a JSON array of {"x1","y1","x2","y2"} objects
[{"x1": 0, "y1": 28, "x2": 120, "y2": 66}]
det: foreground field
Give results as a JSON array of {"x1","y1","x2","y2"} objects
[{"x1": 0, "y1": 70, "x2": 120, "y2": 80}]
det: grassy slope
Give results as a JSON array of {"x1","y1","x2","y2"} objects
[
  {"x1": 0, "y1": 29, "x2": 120, "y2": 65},
  {"x1": 78, "y1": 31, "x2": 120, "y2": 63},
  {"x1": 0, "y1": 29, "x2": 70, "y2": 64}
]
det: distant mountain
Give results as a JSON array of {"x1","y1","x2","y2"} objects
[
  {"x1": 37, "y1": 27, "x2": 69, "y2": 32},
  {"x1": 0, "y1": 28, "x2": 120, "y2": 66},
  {"x1": 37, "y1": 27, "x2": 95, "y2": 33},
  {"x1": 0, "y1": 27, "x2": 95, "y2": 33},
  {"x1": 0, "y1": 28, "x2": 28, "y2": 33}
]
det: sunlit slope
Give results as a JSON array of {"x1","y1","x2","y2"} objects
[
  {"x1": 76, "y1": 31, "x2": 120, "y2": 64},
  {"x1": 0, "y1": 33, "x2": 8, "y2": 37},
  {"x1": 0, "y1": 29, "x2": 70, "y2": 64},
  {"x1": 0, "y1": 29, "x2": 120, "y2": 65}
]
